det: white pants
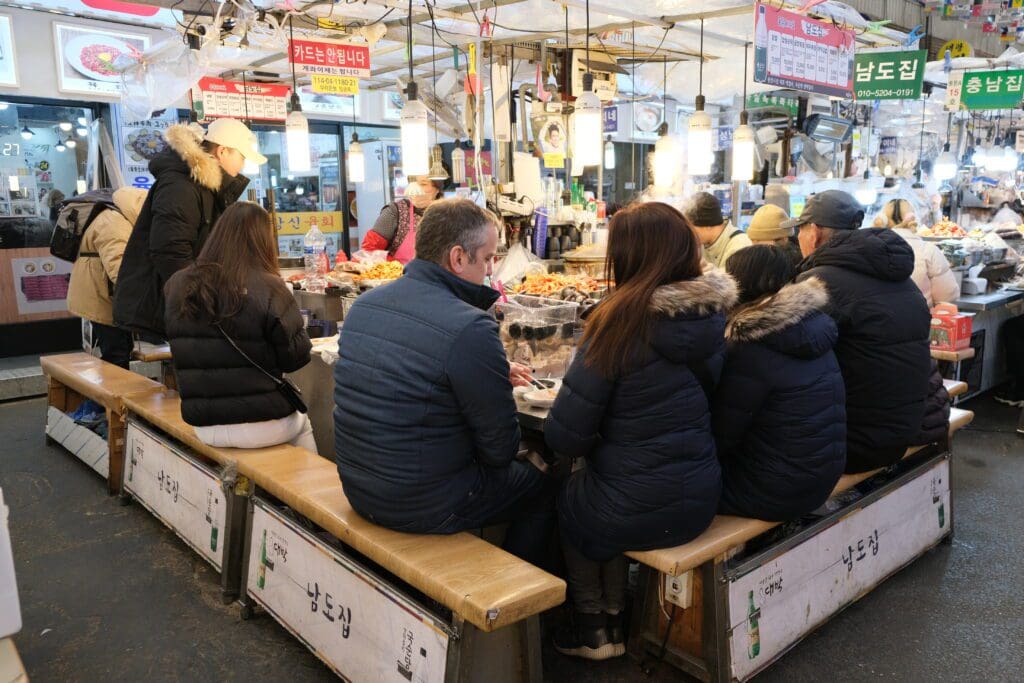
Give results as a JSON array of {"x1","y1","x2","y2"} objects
[{"x1": 194, "y1": 411, "x2": 318, "y2": 453}]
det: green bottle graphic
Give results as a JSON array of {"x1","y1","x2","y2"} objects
[
  {"x1": 938, "y1": 502, "x2": 946, "y2": 529},
  {"x1": 747, "y1": 590, "x2": 761, "y2": 659},
  {"x1": 257, "y1": 529, "x2": 267, "y2": 589}
]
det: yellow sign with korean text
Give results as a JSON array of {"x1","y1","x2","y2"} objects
[
  {"x1": 543, "y1": 152, "x2": 565, "y2": 169},
  {"x1": 311, "y1": 75, "x2": 359, "y2": 95},
  {"x1": 939, "y1": 39, "x2": 972, "y2": 59},
  {"x1": 276, "y1": 212, "x2": 343, "y2": 236}
]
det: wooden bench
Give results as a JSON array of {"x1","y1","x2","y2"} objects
[
  {"x1": 626, "y1": 407, "x2": 974, "y2": 681},
  {"x1": 131, "y1": 344, "x2": 175, "y2": 389},
  {"x1": 0, "y1": 637, "x2": 27, "y2": 683},
  {"x1": 40, "y1": 352, "x2": 164, "y2": 494},
  {"x1": 121, "y1": 388, "x2": 565, "y2": 682}
]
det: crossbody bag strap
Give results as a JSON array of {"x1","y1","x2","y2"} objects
[{"x1": 214, "y1": 322, "x2": 283, "y2": 387}]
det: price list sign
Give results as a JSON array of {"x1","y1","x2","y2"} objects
[
  {"x1": 191, "y1": 77, "x2": 291, "y2": 122},
  {"x1": 753, "y1": 2, "x2": 855, "y2": 99}
]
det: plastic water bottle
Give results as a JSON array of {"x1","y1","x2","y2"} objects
[
  {"x1": 544, "y1": 174, "x2": 559, "y2": 217},
  {"x1": 303, "y1": 218, "x2": 326, "y2": 294}
]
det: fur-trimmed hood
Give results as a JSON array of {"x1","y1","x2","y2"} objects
[
  {"x1": 157, "y1": 123, "x2": 224, "y2": 192},
  {"x1": 649, "y1": 267, "x2": 739, "y2": 318},
  {"x1": 726, "y1": 277, "x2": 837, "y2": 359}
]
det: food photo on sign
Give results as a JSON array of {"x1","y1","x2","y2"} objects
[{"x1": 53, "y1": 23, "x2": 149, "y2": 96}]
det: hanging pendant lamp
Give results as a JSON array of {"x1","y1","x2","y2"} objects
[
  {"x1": 285, "y1": 17, "x2": 311, "y2": 173},
  {"x1": 731, "y1": 43, "x2": 755, "y2": 183},
  {"x1": 572, "y1": 0, "x2": 603, "y2": 167},
  {"x1": 400, "y1": 0, "x2": 429, "y2": 175},
  {"x1": 689, "y1": 19, "x2": 713, "y2": 176},
  {"x1": 652, "y1": 59, "x2": 679, "y2": 189},
  {"x1": 934, "y1": 113, "x2": 957, "y2": 181},
  {"x1": 347, "y1": 96, "x2": 365, "y2": 183}
]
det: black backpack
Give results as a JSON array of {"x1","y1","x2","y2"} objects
[{"x1": 49, "y1": 189, "x2": 120, "y2": 262}]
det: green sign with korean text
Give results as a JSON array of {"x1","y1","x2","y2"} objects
[
  {"x1": 958, "y1": 69, "x2": 1024, "y2": 110},
  {"x1": 854, "y1": 50, "x2": 926, "y2": 100},
  {"x1": 746, "y1": 93, "x2": 799, "y2": 116}
]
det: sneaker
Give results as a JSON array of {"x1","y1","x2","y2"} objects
[
  {"x1": 994, "y1": 387, "x2": 1024, "y2": 407},
  {"x1": 553, "y1": 612, "x2": 620, "y2": 661},
  {"x1": 606, "y1": 612, "x2": 626, "y2": 657}
]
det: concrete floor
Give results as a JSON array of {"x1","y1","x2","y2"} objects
[{"x1": 1, "y1": 394, "x2": 1022, "y2": 682}]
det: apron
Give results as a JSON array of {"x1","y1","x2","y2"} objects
[{"x1": 391, "y1": 200, "x2": 418, "y2": 265}]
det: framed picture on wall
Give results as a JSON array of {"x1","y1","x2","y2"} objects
[
  {"x1": 53, "y1": 23, "x2": 149, "y2": 97},
  {"x1": 0, "y1": 15, "x2": 18, "y2": 87}
]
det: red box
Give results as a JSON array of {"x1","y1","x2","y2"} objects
[{"x1": 929, "y1": 303, "x2": 973, "y2": 351}]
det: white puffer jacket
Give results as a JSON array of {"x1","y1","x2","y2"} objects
[{"x1": 892, "y1": 227, "x2": 960, "y2": 307}]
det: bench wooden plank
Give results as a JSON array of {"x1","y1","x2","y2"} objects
[
  {"x1": 131, "y1": 344, "x2": 172, "y2": 363},
  {"x1": 122, "y1": 389, "x2": 567, "y2": 633},
  {"x1": 943, "y1": 379, "x2": 967, "y2": 398},
  {"x1": 0, "y1": 637, "x2": 27, "y2": 683},
  {"x1": 41, "y1": 352, "x2": 164, "y2": 411},
  {"x1": 628, "y1": 408, "x2": 975, "y2": 577},
  {"x1": 931, "y1": 347, "x2": 975, "y2": 362}
]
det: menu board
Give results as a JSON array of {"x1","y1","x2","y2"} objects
[
  {"x1": 753, "y1": 2, "x2": 855, "y2": 99},
  {"x1": 190, "y1": 77, "x2": 291, "y2": 122}
]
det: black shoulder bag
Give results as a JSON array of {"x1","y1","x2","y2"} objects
[{"x1": 214, "y1": 322, "x2": 308, "y2": 414}]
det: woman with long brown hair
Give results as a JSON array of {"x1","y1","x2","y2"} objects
[
  {"x1": 545, "y1": 201, "x2": 736, "y2": 660},
  {"x1": 164, "y1": 202, "x2": 314, "y2": 451}
]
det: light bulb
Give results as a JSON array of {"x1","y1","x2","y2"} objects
[
  {"x1": 451, "y1": 142, "x2": 466, "y2": 185},
  {"x1": 76, "y1": 179, "x2": 87, "y2": 194},
  {"x1": 883, "y1": 163, "x2": 894, "y2": 176},
  {"x1": 731, "y1": 122, "x2": 755, "y2": 183},
  {"x1": 934, "y1": 148, "x2": 958, "y2": 181},
  {"x1": 653, "y1": 133, "x2": 679, "y2": 189},
  {"x1": 20, "y1": 126, "x2": 32, "y2": 140},
  {"x1": 295, "y1": 185, "x2": 304, "y2": 195},
  {"x1": 604, "y1": 137, "x2": 615, "y2": 170},
  {"x1": 285, "y1": 97, "x2": 311, "y2": 173},
  {"x1": 688, "y1": 108, "x2": 713, "y2": 177},
  {"x1": 59, "y1": 121, "x2": 72, "y2": 132},
  {"x1": 76, "y1": 126, "x2": 88, "y2": 137},
  {"x1": 572, "y1": 88, "x2": 603, "y2": 167},
  {"x1": 400, "y1": 96, "x2": 430, "y2": 176},
  {"x1": 65, "y1": 138, "x2": 77, "y2": 149},
  {"x1": 347, "y1": 138, "x2": 365, "y2": 183},
  {"x1": 77, "y1": 116, "x2": 88, "y2": 126},
  {"x1": 55, "y1": 140, "x2": 66, "y2": 152}
]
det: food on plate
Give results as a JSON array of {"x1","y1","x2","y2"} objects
[
  {"x1": 125, "y1": 129, "x2": 166, "y2": 161},
  {"x1": 920, "y1": 218, "x2": 967, "y2": 239},
  {"x1": 354, "y1": 260, "x2": 404, "y2": 282},
  {"x1": 80, "y1": 42, "x2": 139, "y2": 76},
  {"x1": 286, "y1": 273, "x2": 305, "y2": 283},
  {"x1": 514, "y1": 273, "x2": 602, "y2": 297}
]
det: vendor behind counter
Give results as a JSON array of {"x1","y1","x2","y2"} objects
[{"x1": 360, "y1": 176, "x2": 444, "y2": 264}]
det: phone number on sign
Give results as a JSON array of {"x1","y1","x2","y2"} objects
[{"x1": 857, "y1": 88, "x2": 918, "y2": 99}]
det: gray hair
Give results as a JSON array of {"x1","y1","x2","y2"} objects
[{"x1": 415, "y1": 198, "x2": 498, "y2": 264}]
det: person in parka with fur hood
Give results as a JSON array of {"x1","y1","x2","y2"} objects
[
  {"x1": 114, "y1": 119, "x2": 265, "y2": 338},
  {"x1": 714, "y1": 245, "x2": 846, "y2": 521}
]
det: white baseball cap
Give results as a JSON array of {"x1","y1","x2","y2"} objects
[{"x1": 204, "y1": 118, "x2": 267, "y2": 165}]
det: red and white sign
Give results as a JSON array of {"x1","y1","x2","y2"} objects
[
  {"x1": 288, "y1": 38, "x2": 371, "y2": 79},
  {"x1": 190, "y1": 77, "x2": 291, "y2": 122}
]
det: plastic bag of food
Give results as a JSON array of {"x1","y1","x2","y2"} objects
[
  {"x1": 493, "y1": 243, "x2": 544, "y2": 287},
  {"x1": 351, "y1": 250, "x2": 390, "y2": 266}
]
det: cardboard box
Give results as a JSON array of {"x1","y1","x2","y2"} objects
[{"x1": 930, "y1": 303, "x2": 973, "y2": 351}]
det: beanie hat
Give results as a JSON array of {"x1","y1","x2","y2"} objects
[
  {"x1": 685, "y1": 192, "x2": 725, "y2": 227},
  {"x1": 747, "y1": 204, "x2": 793, "y2": 242}
]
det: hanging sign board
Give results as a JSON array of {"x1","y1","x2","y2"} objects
[
  {"x1": 753, "y1": 2, "x2": 855, "y2": 99},
  {"x1": 945, "y1": 71, "x2": 964, "y2": 112},
  {"x1": 746, "y1": 93, "x2": 799, "y2": 116},
  {"x1": 714, "y1": 127, "x2": 734, "y2": 152},
  {"x1": 853, "y1": 49, "x2": 926, "y2": 100},
  {"x1": 311, "y1": 75, "x2": 359, "y2": 96},
  {"x1": 956, "y1": 69, "x2": 1024, "y2": 110},
  {"x1": 879, "y1": 136, "x2": 898, "y2": 156},
  {"x1": 938, "y1": 38, "x2": 973, "y2": 58},
  {"x1": 190, "y1": 77, "x2": 290, "y2": 121},
  {"x1": 603, "y1": 106, "x2": 618, "y2": 133},
  {"x1": 288, "y1": 37, "x2": 371, "y2": 78}
]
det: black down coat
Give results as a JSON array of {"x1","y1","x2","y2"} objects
[
  {"x1": 545, "y1": 269, "x2": 737, "y2": 562},
  {"x1": 333, "y1": 259, "x2": 522, "y2": 531},
  {"x1": 163, "y1": 270, "x2": 311, "y2": 427},
  {"x1": 713, "y1": 277, "x2": 847, "y2": 521},
  {"x1": 114, "y1": 124, "x2": 249, "y2": 338},
  {"x1": 914, "y1": 360, "x2": 950, "y2": 446},
  {"x1": 797, "y1": 228, "x2": 931, "y2": 473}
]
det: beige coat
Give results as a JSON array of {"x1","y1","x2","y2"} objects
[{"x1": 67, "y1": 188, "x2": 148, "y2": 326}]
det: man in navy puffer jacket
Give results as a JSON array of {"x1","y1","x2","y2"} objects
[{"x1": 334, "y1": 199, "x2": 554, "y2": 564}]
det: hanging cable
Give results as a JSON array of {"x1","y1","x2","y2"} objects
[{"x1": 407, "y1": 0, "x2": 413, "y2": 83}]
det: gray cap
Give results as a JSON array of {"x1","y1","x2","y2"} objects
[{"x1": 780, "y1": 189, "x2": 865, "y2": 231}]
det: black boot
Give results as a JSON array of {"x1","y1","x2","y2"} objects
[
  {"x1": 553, "y1": 611, "x2": 619, "y2": 660},
  {"x1": 606, "y1": 611, "x2": 626, "y2": 656}
]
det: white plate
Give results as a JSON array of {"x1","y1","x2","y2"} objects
[{"x1": 64, "y1": 34, "x2": 136, "y2": 82}]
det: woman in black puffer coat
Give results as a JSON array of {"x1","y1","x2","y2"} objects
[
  {"x1": 714, "y1": 245, "x2": 846, "y2": 521},
  {"x1": 545, "y1": 202, "x2": 735, "y2": 661},
  {"x1": 164, "y1": 202, "x2": 313, "y2": 451}
]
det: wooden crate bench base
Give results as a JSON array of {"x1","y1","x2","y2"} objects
[
  {"x1": 123, "y1": 418, "x2": 250, "y2": 602},
  {"x1": 240, "y1": 496, "x2": 543, "y2": 683},
  {"x1": 630, "y1": 449, "x2": 953, "y2": 682}
]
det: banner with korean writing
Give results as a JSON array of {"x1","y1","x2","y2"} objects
[
  {"x1": 753, "y1": 2, "x2": 855, "y2": 98},
  {"x1": 957, "y1": 69, "x2": 1024, "y2": 110},
  {"x1": 854, "y1": 50, "x2": 925, "y2": 100},
  {"x1": 190, "y1": 77, "x2": 291, "y2": 121},
  {"x1": 746, "y1": 93, "x2": 799, "y2": 116},
  {"x1": 289, "y1": 37, "x2": 370, "y2": 78}
]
